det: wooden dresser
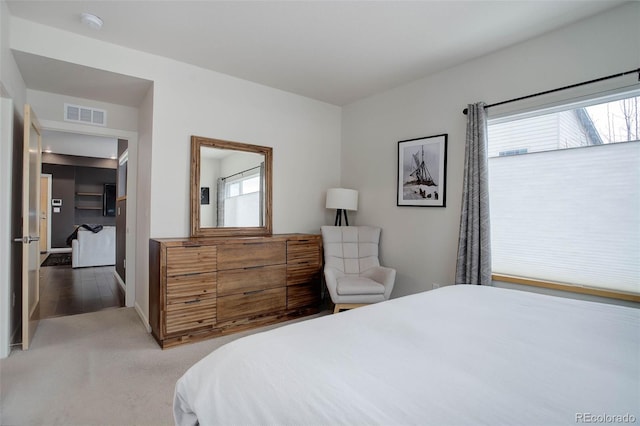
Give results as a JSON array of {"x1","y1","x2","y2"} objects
[{"x1": 149, "y1": 234, "x2": 322, "y2": 348}]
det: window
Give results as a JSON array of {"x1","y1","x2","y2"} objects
[
  {"x1": 488, "y1": 91, "x2": 640, "y2": 295},
  {"x1": 223, "y1": 172, "x2": 261, "y2": 227}
]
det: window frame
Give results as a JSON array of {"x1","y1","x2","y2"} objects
[{"x1": 487, "y1": 88, "x2": 640, "y2": 302}]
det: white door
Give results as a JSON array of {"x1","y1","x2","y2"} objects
[{"x1": 21, "y1": 105, "x2": 42, "y2": 350}]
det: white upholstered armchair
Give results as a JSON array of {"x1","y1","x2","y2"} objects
[{"x1": 321, "y1": 226, "x2": 396, "y2": 313}]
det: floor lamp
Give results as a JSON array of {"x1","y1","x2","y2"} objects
[{"x1": 326, "y1": 188, "x2": 358, "y2": 226}]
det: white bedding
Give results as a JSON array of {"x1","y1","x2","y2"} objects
[{"x1": 174, "y1": 285, "x2": 639, "y2": 425}]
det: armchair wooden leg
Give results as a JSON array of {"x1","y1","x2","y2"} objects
[{"x1": 333, "y1": 303, "x2": 369, "y2": 314}]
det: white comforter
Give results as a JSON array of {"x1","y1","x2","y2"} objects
[{"x1": 174, "y1": 285, "x2": 639, "y2": 425}]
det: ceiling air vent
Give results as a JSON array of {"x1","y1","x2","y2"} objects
[{"x1": 64, "y1": 103, "x2": 107, "y2": 126}]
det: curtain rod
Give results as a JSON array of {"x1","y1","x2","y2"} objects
[
  {"x1": 462, "y1": 68, "x2": 640, "y2": 115},
  {"x1": 222, "y1": 164, "x2": 261, "y2": 181}
]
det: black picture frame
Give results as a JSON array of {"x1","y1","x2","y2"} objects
[
  {"x1": 201, "y1": 187, "x2": 210, "y2": 205},
  {"x1": 397, "y1": 134, "x2": 447, "y2": 207}
]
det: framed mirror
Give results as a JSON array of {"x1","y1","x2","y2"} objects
[{"x1": 191, "y1": 136, "x2": 272, "y2": 237}]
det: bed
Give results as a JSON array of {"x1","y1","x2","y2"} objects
[{"x1": 174, "y1": 285, "x2": 639, "y2": 425}]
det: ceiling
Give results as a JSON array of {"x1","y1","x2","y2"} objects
[
  {"x1": 7, "y1": 0, "x2": 626, "y2": 107},
  {"x1": 41, "y1": 130, "x2": 117, "y2": 159},
  {"x1": 12, "y1": 51, "x2": 152, "y2": 108}
]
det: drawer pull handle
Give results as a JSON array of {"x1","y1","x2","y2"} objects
[
  {"x1": 244, "y1": 266, "x2": 264, "y2": 270},
  {"x1": 244, "y1": 289, "x2": 264, "y2": 295},
  {"x1": 185, "y1": 299, "x2": 201, "y2": 304}
]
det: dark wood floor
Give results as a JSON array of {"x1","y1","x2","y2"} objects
[{"x1": 39, "y1": 257, "x2": 125, "y2": 319}]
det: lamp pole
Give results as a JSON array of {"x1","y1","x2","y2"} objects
[{"x1": 334, "y1": 209, "x2": 350, "y2": 226}]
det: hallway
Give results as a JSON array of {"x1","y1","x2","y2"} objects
[{"x1": 39, "y1": 258, "x2": 124, "y2": 319}]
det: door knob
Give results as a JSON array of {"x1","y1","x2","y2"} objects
[{"x1": 13, "y1": 236, "x2": 40, "y2": 243}]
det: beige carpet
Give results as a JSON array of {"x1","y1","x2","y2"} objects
[{"x1": 0, "y1": 307, "x2": 321, "y2": 425}]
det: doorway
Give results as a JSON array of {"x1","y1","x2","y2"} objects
[
  {"x1": 3, "y1": 53, "x2": 150, "y2": 356},
  {"x1": 36, "y1": 128, "x2": 135, "y2": 319}
]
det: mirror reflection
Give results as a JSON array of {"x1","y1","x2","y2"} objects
[
  {"x1": 191, "y1": 136, "x2": 272, "y2": 237},
  {"x1": 200, "y1": 147, "x2": 265, "y2": 228}
]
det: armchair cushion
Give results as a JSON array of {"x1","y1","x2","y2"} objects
[
  {"x1": 322, "y1": 226, "x2": 381, "y2": 274},
  {"x1": 336, "y1": 276, "x2": 385, "y2": 295}
]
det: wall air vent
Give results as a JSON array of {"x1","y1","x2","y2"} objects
[{"x1": 64, "y1": 103, "x2": 107, "y2": 126}]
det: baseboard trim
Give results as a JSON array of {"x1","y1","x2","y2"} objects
[
  {"x1": 113, "y1": 271, "x2": 126, "y2": 293},
  {"x1": 9, "y1": 323, "x2": 20, "y2": 348},
  {"x1": 134, "y1": 302, "x2": 151, "y2": 333}
]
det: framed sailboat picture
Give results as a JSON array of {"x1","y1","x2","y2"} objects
[{"x1": 397, "y1": 134, "x2": 447, "y2": 207}]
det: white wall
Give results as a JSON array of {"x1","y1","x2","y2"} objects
[
  {"x1": 341, "y1": 2, "x2": 640, "y2": 298},
  {"x1": 0, "y1": 97, "x2": 14, "y2": 359},
  {"x1": 220, "y1": 151, "x2": 263, "y2": 178},
  {"x1": 147, "y1": 63, "x2": 342, "y2": 238},
  {"x1": 135, "y1": 85, "x2": 153, "y2": 328},
  {"x1": 26, "y1": 89, "x2": 139, "y2": 132}
]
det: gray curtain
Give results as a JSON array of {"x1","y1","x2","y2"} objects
[
  {"x1": 455, "y1": 102, "x2": 491, "y2": 285},
  {"x1": 216, "y1": 178, "x2": 225, "y2": 227}
]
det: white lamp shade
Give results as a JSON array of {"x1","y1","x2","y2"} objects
[{"x1": 326, "y1": 188, "x2": 358, "y2": 211}]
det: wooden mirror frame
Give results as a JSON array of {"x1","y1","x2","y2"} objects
[{"x1": 190, "y1": 135, "x2": 273, "y2": 237}]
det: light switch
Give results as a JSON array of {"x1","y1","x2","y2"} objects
[{"x1": 53, "y1": 207, "x2": 61, "y2": 213}]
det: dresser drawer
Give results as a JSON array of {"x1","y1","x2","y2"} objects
[
  {"x1": 217, "y1": 242, "x2": 286, "y2": 270},
  {"x1": 287, "y1": 282, "x2": 321, "y2": 310},
  {"x1": 166, "y1": 245, "x2": 217, "y2": 276},
  {"x1": 217, "y1": 264, "x2": 286, "y2": 296},
  {"x1": 287, "y1": 240, "x2": 321, "y2": 265},
  {"x1": 165, "y1": 296, "x2": 216, "y2": 335},
  {"x1": 286, "y1": 263, "x2": 321, "y2": 286},
  {"x1": 167, "y1": 272, "x2": 216, "y2": 300},
  {"x1": 217, "y1": 287, "x2": 286, "y2": 322}
]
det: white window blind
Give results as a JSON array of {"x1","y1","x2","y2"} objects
[
  {"x1": 224, "y1": 173, "x2": 260, "y2": 227},
  {"x1": 224, "y1": 193, "x2": 260, "y2": 227},
  {"x1": 488, "y1": 93, "x2": 640, "y2": 295}
]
